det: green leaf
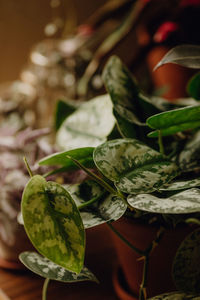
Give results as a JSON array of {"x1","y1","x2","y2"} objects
[
  {"x1": 178, "y1": 130, "x2": 200, "y2": 172},
  {"x1": 154, "y1": 45, "x2": 200, "y2": 70},
  {"x1": 173, "y1": 228, "x2": 200, "y2": 294},
  {"x1": 128, "y1": 188, "x2": 200, "y2": 214},
  {"x1": 21, "y1": 175, "x2": 85, "y2": 273},
  {"x1": 19, "y1": 251, "x2": 98, "y2": 283},
  {"x1": 66, "y1": 181, "x2": 126, "y2": 228},
  {"x1": 94, "y1": 139, "x2": 178, "y2": 194},
  {"x1": 160, "y1": 178, "x2": 200, "y2": 191},
  {"x1": 56, "y1": 94, "x2": 115, "y2": 150},
  {"x1": 148, "y1": 292, "x2": 200, "y2": 300},
  {"x1": 187, "y1": 72, "x2": 200, "y2": 100},
  {"x1": 39, "y1": 147, "x2": 95, "y2": 171},
  {"x1": 54, "y1": 99, "x2": 78, "y2": 131},
  {"x1": 147, "y1": 105, "x2": 200, "y2": 137}
]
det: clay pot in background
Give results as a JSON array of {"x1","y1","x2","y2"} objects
[{"x1": 111, "y1": 217, "x2": 193, "y2": 300}]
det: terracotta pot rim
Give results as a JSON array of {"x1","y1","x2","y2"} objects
[{"x1": 113, "y1": 266, "x2": 138, "y2": 300}]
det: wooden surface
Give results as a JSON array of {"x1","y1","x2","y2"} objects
[{"x1": 0, "y1": 225, "x2": 119, "y2": 300}]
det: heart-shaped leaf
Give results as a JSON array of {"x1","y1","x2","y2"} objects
[
  {"x1": 66, "y1": 180, "x2": 126, "y2": 228},
  {"x1": 38, "y1": 147, "x2": 95, "y2": 173},
  {"x1": 179, "y1": 130, "x2": 200, "y2": 172},
  {"x1": 187, "y1": 72, "x2": 200, "y2": 101},
  {"x1": 173, "y1": 228, "x2": 200, "y2": 294},
  {"x1": 128, "y1": 188, "x2": 200, "y2": 214},
  {"x1": 94, "y1": 139, "x2": 178, "y2": 194},
  {"x1": 22, "y1": 175, "x2": 85, "y2": 273},
  {"x1": 154, "y1": 45, "x2": 200, "y2": 70},
  {"x1": 148, "y1": 292, "x2": 200, "y2": 300},
  {"x1": 56, "y1": 94, "x2": 115, "y2": 150},
  {"x1": 147, "y1": 105, "x2": 200, "y2": 137},
  {"x1": 19, "y1": 251, "x2": 98, "y2": 283},
  {"x1": 160, "y1": 178, "x2": 200, "y2": 191}
]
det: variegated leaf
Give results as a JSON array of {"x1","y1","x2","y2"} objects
[
  {"x1": 56, "y1": 94, "x2": 115, "y2": 150},
  {"x1": 128, "y1": 188, "x2": 200, "y2": 214},
  {"x1": 19, "y1": 251, "x2": 98, "y2": 282},
  {"x1": 22, "y1": 175, "x2": 85, "y2": 273},
  {"x1": 66, "y1": 181, "x2": 126, "y2": 228},
  {"x1": 94, "y1": 139, "x2": 178, "y2": 194},
  {"x1": 173, "y1": 228, "x2": 200, "y2": 293},
  {"x1": 148, "y1": 292, "x2": 200, "y2": 300},
  {"x1": 161, "y1": 178, "x2": 200, "y2": 191},
  {"x1": 179, "y1": 130, "x2": 200, "y2": 172}
]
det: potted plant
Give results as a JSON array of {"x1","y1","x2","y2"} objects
[{"x1": 19, "y1": 45, "x2": 200, "y2": 300}]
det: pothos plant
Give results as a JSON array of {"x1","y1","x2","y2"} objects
[{"x1": 20, "y1": 45, "x2": 200, "y2": 300}]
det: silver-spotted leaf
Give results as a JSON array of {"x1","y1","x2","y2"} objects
[
  {"x1": 66, "y1": 181, "x2": 126, "y2": 228},
  {"x1": 128, "y1": 188, "x2": 200, "y2": 214},
  {"x1": 147, "y1": 105, "x2": 200, "y2": 137},
  {"x1": 56, "y1": 94, "x2": 115, "y2": 150},
  {"x1": 179, "y1": 130, "x2": 200, "y2": 172},
  {"x1": 19, "y1": 251, "x2": 98, "y2": 283},
  {"x1": 21, "y1": 175, "x2": 85, "y2": 273},
  {"x1": 154, "y1": 45, "x2": 200, "y2": 70},
  {"x1": 173, "y1": 228, "x2": 200, "y2": 293},
  {"x1": 148, "y1": 292, "x2": 200, "y2": 300},
  {"x1": 161, "y1": 178, "x2": 200, "y2": 191},
  {"x1": 94, "y1": 139, "x2": 178, "y2": 194}
]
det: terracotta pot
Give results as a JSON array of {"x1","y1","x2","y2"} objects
[
  {"x1": 146, "y1": 45, "x2": 193, "y2": 101},
  {"x1": 111, "y1": 217, "x2": 193, "y2": 299}
]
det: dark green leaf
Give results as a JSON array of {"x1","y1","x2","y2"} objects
[
  {"x1": 147, "y1": 105, "x2": 200, "y2": 137},
  {"x1": 187, "y1": 72, "x2": 200, "y2": 100},
  {"x1": 54, "y1": 99, "x2": 78, "y2": 131},
  {"x1": 173, "y1": 228, "x2": 200, "y2": 293},
  {"x1": 19, "y1": 251, "x2": 98, "y2": 283},
  {"x1": 94, "y1": 139, "x2": 178, "y2": 194},
  {"x1": 154, "y1": 45, "x2": 200, "y2": 70},
  {"x1": 148, "y1": 292, "x2": 200, "y2": 300},
  {"x1": 22, "y1": 175, "x2": 85, "y2": 273}
]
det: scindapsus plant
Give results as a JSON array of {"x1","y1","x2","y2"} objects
[{"x1": 20, "y1": 45, "x2": 200, "y2": 300}]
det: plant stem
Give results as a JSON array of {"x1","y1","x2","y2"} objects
[
  {"x1": 23, "y1": 156, "x2": 33, "y2": 178},
  {"x1": 42, "y1": 278, "x2": 50, "y2": 300},
  {"x1": 139, "y1": 256, "x2": 149, "y2": 300},
  {"x1": 158, "y1": 130, "x2": 165, "y2": 155},
  {"x1": 107, "y1": 222, "x2": 144, "y2": 255},
  {"x1": 78, "y1": 191, "x2": 107, "y2": 210}
]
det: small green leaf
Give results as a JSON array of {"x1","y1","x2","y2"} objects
[
  {"x1": 66, "y1": 181, "x2": 126, "y2": 228},
  {"x1": 94, "y1": 139, "x2": 178, "y2": 194},
  {"x1": 147, "y1": 105, "x2": 200, "y2": 137},
  {"x1": 39, "y1": 147, "x2": 95, "y2": 170},
  {"x1": 148, "y1": 291, "x2": 200, "y2": 300},
  {"x1": 128, "y1": 188, "x2": 200, "y2": 214},
  {"x1": 56, "y1": 94, "x2": 115, "y2": 150},
  {"x1": 187, "y1": 72, "x2": 200, "y2": 100},
  {"x1": 154, "y1": 45, "x2": 200, "y2": 70},
  {"x1": 19, "y1": 251, "x2": 98, "y2": 283},
  {"x1": 54, "y1": 99, "x2": 78, "y2": 131},
  {"x1": 173, "y1": 228, "x2": 200, "y2": 294},
  {"x1": 22, "y1": 175, "x2": 85, "y2": 273},
  {"x1": 161, "y1": 178, "x2": 200, "y2": 191}
]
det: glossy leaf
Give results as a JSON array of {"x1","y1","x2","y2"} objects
[
  {"x1": 187, "y1": 72, "x2": 200, "y2": 100},
  {"x1": 19, "y1": 251, "x2": 98, "y2": 283},
  {"x1": 147, "y1": 105, "x2": 200, "y2": 137},
  {"x1": 160, "y1": 178, "x2": 200, "y2": 191},
  {"x1": 173, "y1": 228, "x2": 200, "y2": 293},
  {"x1": 66, "y1": 181, "x2": 126, "y2": 228},
  {"x1": 54, "y1": 99, "x2": 78, "y2": 131},
  {"x1": 39, "y1": 147, "x2": 95, "y2": 171},
  {"x1": 94, "y1": 139, "x2": 178, "y2": 194},
  {"x1": 148, "y1": 292, "x2": 200, "y2": 300},
  {"x1": 179, "y1": 130, "x2": 200, "y2": 172},
  {"x1": 128, "y1": 188, "x2": 200, "y2": 214},
  {"x1": 22, "y1": 175, "x2": 85, "y2": 273},
  {"x1": 154, "y1": 45, "x2": 200, "y2": 70},
  {"x1": 56, "y1": 94, "x2": 115, "y2": 150}
]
